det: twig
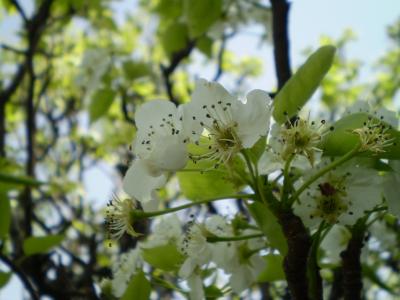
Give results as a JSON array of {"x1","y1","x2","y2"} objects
[
  {"x1": 0, "y1": 253, "x2": 39, "y2": 300},
  {"x1": 10, "y1": 0, "x2": 28, "y2": 22}
]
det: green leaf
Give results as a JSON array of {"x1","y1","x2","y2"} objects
[
  {"x1": 89, "y1": 88, "x2": 117, "y2": 123},
  {"x1": 248, "y1": 137, "x2": 266, "y2": 165},
  {"x1": 204, "y1": 285, "x2": 224, "y2": 299},
  {"x1": 258, "y1": 254, "x2": 285, "y2": 282},
  {"x1": 273, "y1": 46, "x2": 336, "y2": 124},
  {"x1": 23, "y1": 234, "x2": 64, "y2": 256},
  {"x1": 0, "y1": 191, "x2": 10, "y2": 239},
  {"x1": 0, "y1": 271, "x2": 11, "y2": 289},
  {"x1": 321, "y1": 113, "x2": 400, "y2": 159},
  {"x1": 141, "y1": 243, "x2": 183, "y2": 271},
  {"x1": 177, "y1": 160, "x2": 239, "y2": 200},
  {"x1": 184, "y1": 0, "x2": 222, "y2": 38},
  {"x1": 0, "y1": 172, "x2": 43, "y2": 186},
  {"x1": 248, "y1": 202, "x2": 287, "y2": 255},
  {"x1": 122, "y1": 60, "x2": 150, "y2": 80},
  {"x1": 160, "y1": 22, "x2": 189, "y2": 54},
  {"x1": 121, "y1": 271, "x2": 151, "y2": 300},
  {"x1": 196, "y1": 36, "x2": 213, "y2": 58}
]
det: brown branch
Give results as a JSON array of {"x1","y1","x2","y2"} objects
[
  {"x1": 275, "y1": 208, "x2": 311, "y2": 300},
  {"x1": 340, "y1": 224, "x2": 365, "y2": 300},
  {"x1": 10, "y1": 0, "x2": 28, "y2": 22},
  {"x1": 161, "y1": 40, "x2": 196, "y2": 105},
  {"x1": 270, "y1": 0, "x2": 292, "y2": 90}
]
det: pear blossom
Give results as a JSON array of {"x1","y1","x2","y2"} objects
[
  {"x1": 345, "y1": 100, "x2": 398, "y2": 128},
  {"x1": 320, "y1": 224, "x2": 351, "y2": 265},
  {"x1": 179, "y1": 221, "x2": 212, "y2": 279},
  {"x1": 294, "y1": 160, "x2": 383, "y2": 227},
  {"x1": 141, "y1": 215, "x2": 182, "y2": 248},
  {"x1": 258, "y1": 122, "x2": 324, "y2": 175},
  {"x1": 76, "y1": 48, "x2": 111, "y2": 95},
  {"x1": 182, "y1": 79, "x2": 272, "y2": 166},
  {"x1": 123, "y1": 100, "x2": 188, "y2": 202},
  {"x1": 383, "y1": 160, "x2": 400, "y2": 217},
  {"x1": 105, "y1": 196, "x2": 141, "y2": 240},
  {"x1": 111, "y1": 248, "x2": 143, "y2": 297}
]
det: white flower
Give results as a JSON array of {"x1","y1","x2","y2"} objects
[
  {"x1": 76, "y1": 48, "x2": 111, "y2": 94},
  {"x1": 182, "y1": 79, "x2": 272, "y2": 166},
  {"x1": 258, "y1": 122, "x2": 323, "y2": 175},
  {"x1": 345, "y1": 100, "x2": 398, "y2": 128},
  {"x1": 141, "y1": 215, "x2": 182, "y2": 248},
  {"x1": 383, "y1": 160, "x2": 400, "y2": 217},
  {"x1": 123, "y1": 100, "x2": 188, "y2": 202},
  {"x1": 105, "y1": 196, "x2": 140, "y2": 240},
  {"x1": 294, "y1": 160, "x2": 383, "y2": 227},
  {"x1": 111, "y1": 248, "x2": 143, "y2": 297},
  {"x1": 187, "y1": 273, "x2": 205, "y2": 300},
  {"x1": 320, "y1": 224, "x2": 351, "y2": 265},
  {"x1": 179, "y1": 222, "x2": 212, "y2": 279}
]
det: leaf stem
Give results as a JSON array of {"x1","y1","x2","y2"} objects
[{"x1": 132, "y1": 194, "x2": 255, "y2": 219}]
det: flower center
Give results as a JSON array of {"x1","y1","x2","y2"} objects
[
  {"x1": 189, "y1": 101, "x2": 242, "y2": 166},
  {"x1": 312, "y1": 180, "x2": 348, "y2": 223}
]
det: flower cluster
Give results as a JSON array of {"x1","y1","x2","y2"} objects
[{"x1": 107, "y1": 77, "x2": 399, "y2": 298}]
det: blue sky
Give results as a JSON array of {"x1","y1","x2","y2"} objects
[{"x1": 1, "y1": 0, "x2": 400, "y2": 298}]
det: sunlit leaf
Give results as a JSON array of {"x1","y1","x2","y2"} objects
[
  {"x1": 23, "y1": 234, "x2": 64, "y2": 256},
  {"x1": 89, "y1": 88, "x2": 117, "y2": 123},
  {"x1": 0, "y1": 271, "x2": 11, "y2": 289},
  {"x1": 258, "y1": 254, "x2": 285, "y2": 282},
  {"x1": 184, "y1": 0, "x2": 222, "y2": 38},
  {"x1": 248, "y1": 202, "x2": 287, "y2": 255},
  {"x1": 121, "y1": 271, "x2": 150, "y2": 300},
  {"x1": 0, "y1": 191, "x2": 10, "y2": 239},
  {"x1": 141, "y1": 243, "x2": 183, "y2": 271},
  {"x1": 273, "y1": 46, "x2": 336, "y2": 124}
]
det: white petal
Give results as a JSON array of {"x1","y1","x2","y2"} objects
[
  {"x1": 135, "y1": 100, "x2": 178, "y2": 131},
  {"x1": 147, "y1": 133, "x2": 188, "y2": 171},
  {"x1": 122, "y1": 160, "x2": 167, "y2": 201},
  {"x1": 187, "y1": 274, "x2": 205, "y2": 300},
  {"x1": 179, "y1": 258, "x2": 196, "y2": 278},
  {"x1": 231, "y1": 89, "x2": 272, "y2": 148},
  {"x1": 258, "y1": 151, "x2": 283, "y2": 175},
  {"x1": 383, "y1": 174, "x2": 400, "y2": 217}
]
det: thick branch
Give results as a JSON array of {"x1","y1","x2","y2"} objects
[
  {"x1": 276, "y1": 208, "x2": 311, "y2": 300},
  {"x1": 270, "y1": 0, "x2": 292, "y2": 90},
  {"x1": 340, "y1": 228, "x2": 365, "y2": 300}
]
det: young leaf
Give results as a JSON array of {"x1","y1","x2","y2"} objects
[
  {"x1": 177, "y1": 160, "x2": 239, "y2": 200},
  {"x1": 160, "y1": 22, "x2": 188, "y2": 54},
  {"x1": 248, "y1": 202, "x2": 287, "y2": 255},
  {"x1": 0, "y1": 192, "x2": 10, "y2": 239},
  {"x1": 258, "y1": 254, "x2": 285, "y2": 282},
  {"x1": 89, "y1": 88, "x2": 117, "y2": 124},
  {"x1": 141, "y1": 243, "x2": 183, "y2": 271},
  {"x1": 0, "y1": 173, "x2": 43, "y2": 186},
  {"x1": 23, "y1": 234, "x2": 64, "y2": 256},
  {"x1": 273, "y1": 46, "x2": 336, "y2": 124},
  {"x1": 184, "y1": 0, "x2": 222, "y2": 38},
  {"x1": 0, "y1": 271, "x2": 11, "y2": 288},
  {"x1": 121, "y1": 271, "x2": 151, "y2": 300},
  {"x1": 321, "y1": 113, "x2": 400, "y2": 159},
  {"x1": 122, "y1": 60, "x2": 150, "y2": 80}
]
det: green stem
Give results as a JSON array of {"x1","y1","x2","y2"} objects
[
  {"x1": 282, "y1": 153, "x2": 295, "y2": 203},
  {"x1": 241, "y1": 150, "x2": 257, "y2": 188},
  {"x1": 288, "y1": 143, "x2": 361, "y2": 206},
  {"x1": 207, "y1": 232, "x2": 264, "y2": 243},
  {"x1": 132, "y1": 194, "x2": 255, "y2": 219}
]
